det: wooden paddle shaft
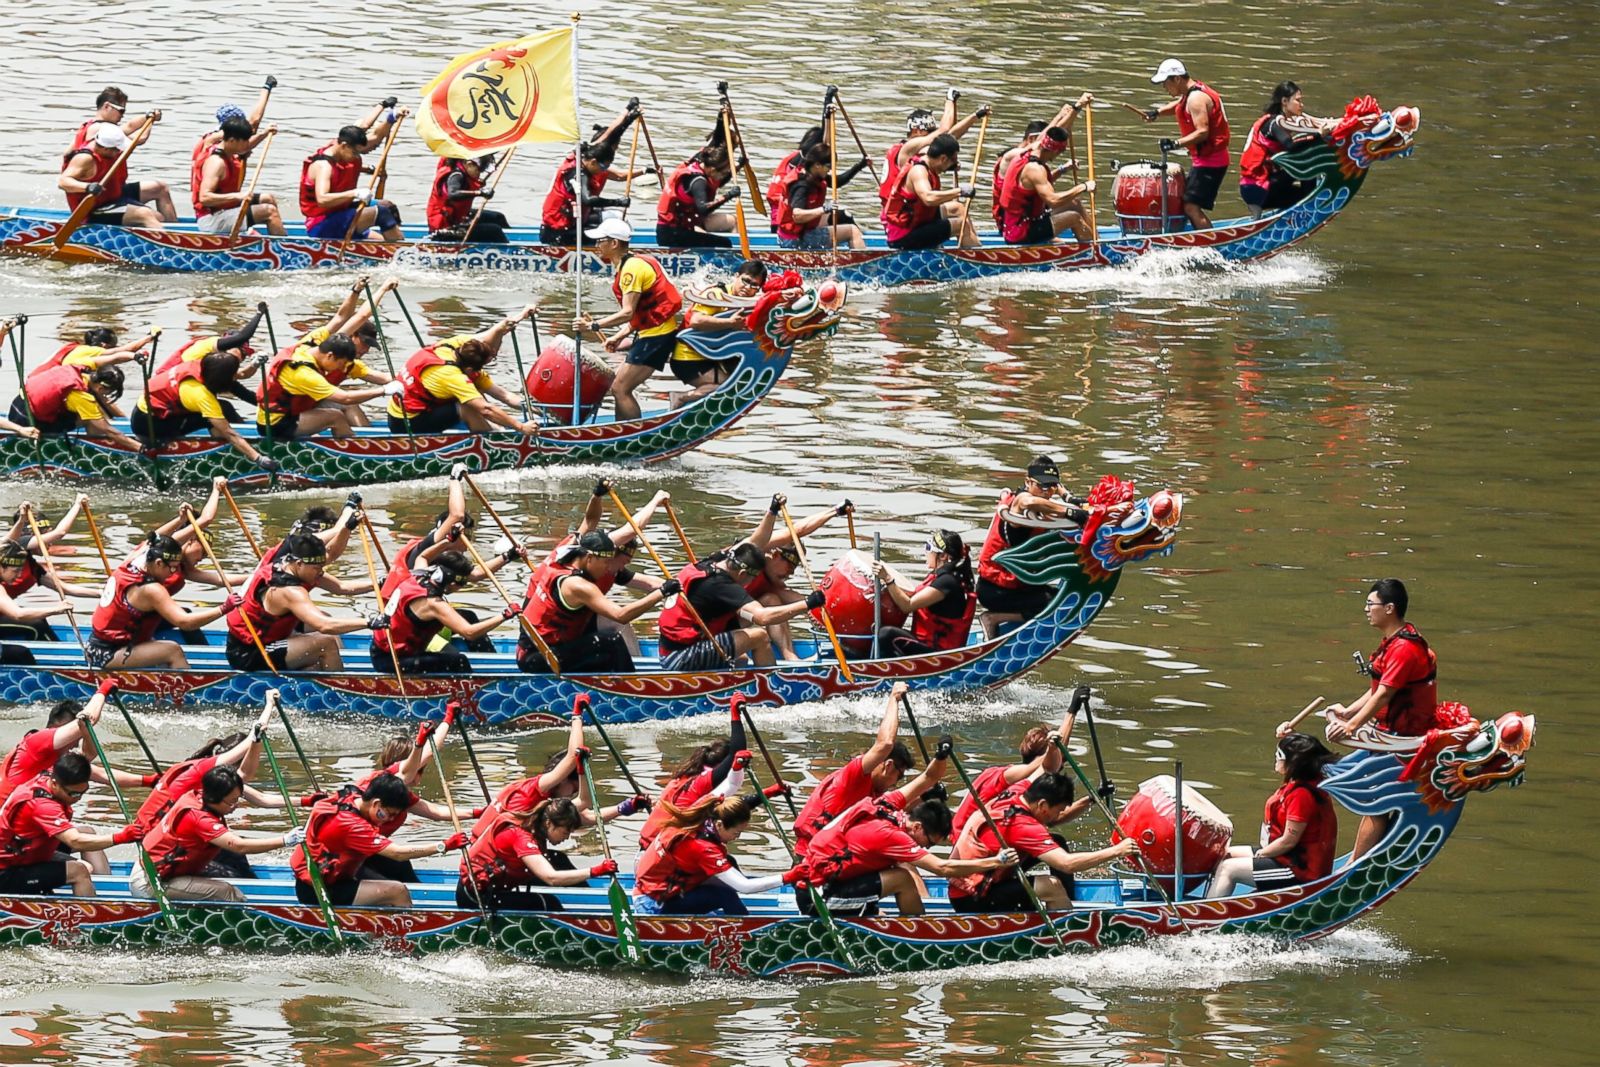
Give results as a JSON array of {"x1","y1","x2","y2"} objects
[
  {"x1": 607, "y1": 487, "x2": 733, "y2": 666},
  {"x1": 1084, "y1": 104, "x2": 1098, "y2": 233},
  {"x1": 831, "y1": 94, "x2": 880, "y2": 184},
  {"x1": 79, "y1": 498, "x2": 114, "y2": 576},
  {"x1": 54, "y1": 113, "x2": 156, "y2": 251},
  {"x1": 622, "y1": 121, "x2": 641, "y2": 218},
  {"x1": 779, "y1": 502, "x2": 854, "y2": 683},
  {"x1": 457, "y1": 145, "x2": 516, "y2": 251},
  {"x1": 228, "y1": 128, "x2": 276, "y2": 245},
  {"x1": 357, "y1": 520, "x2": 408, "y2": 697},
  {"x1": 220, "y1": 482, "x2": 263, "y2": 560},
  {"x1": 1286, "y1": 695, "x2": 1325, "y2": 731},
  {"x1": 721, "y1": 106, "x2": 753, "y2": 258},
  {"x1": 184, "y1": 505, "x2": 279, "y2": 675},
  {"x1": 458, "y1": 532, "x2": 561, "y2": 674}
]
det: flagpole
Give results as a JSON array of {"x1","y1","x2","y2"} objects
[{"x1": 570, "y1": 12, "x2": 585, "y2": 427}]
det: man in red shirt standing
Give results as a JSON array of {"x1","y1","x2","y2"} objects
[
  {"x1": 947, "y1": 772, "x2": 1137, "y2": 912},
  {"x1": 0, "y1": 753, "x2": 135, "y2": 896},
  {"x1": 793, "y1": 681, "x2": 916, "y2": 856},
  {"x1": 1144, "y1": 58, "x2": 1232, "y2": 230}
]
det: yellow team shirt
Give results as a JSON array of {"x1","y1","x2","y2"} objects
[
  {"x1": 386, "y1": 334, "x2": 492, "y2": 418},
  {"x1": 255, "y1": 326, "x2": 375, "y2": 426},
  {"x1": 61, "y1": 346, "x2": 105, "y2": 370},
  {"x1": 295, "y1": 326, "x2": 373, "y2": 379},
  {"x1": 63, "y1": 375, "x2": 104, "y2": 422},
  {"x1": 619, "y1": 258, "x2": 678, "y2": 339},
  {"x1": 671, "y1": 285, "x2": 735, "y2": 363},
  {"x1": 176, "y1": 336, "x2": 220, "y2": 363},
  {"x1": 137, "y1": 379, "x2": 223, "y2": 420}
]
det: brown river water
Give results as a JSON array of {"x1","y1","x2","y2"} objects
[{"x1": 0, "y1": 0, "x2": 1595, "y2": 1063}]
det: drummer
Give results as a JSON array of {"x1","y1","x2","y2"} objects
[
  {"x1": 870, "y1": 529, "x2": 979, "y2": 656},
  {"x1": 976, "y1": 456, "x2": 1084, "y2": 637},
  {"x1": 995, "y1": 126, "x2": 1097, "y2": 244},
  {"x1": 735, "y1": 493, "x2": 854, "y2": 661},
  {"x1": 387, "y1": 308, "x2": 541, "y2": 435}
]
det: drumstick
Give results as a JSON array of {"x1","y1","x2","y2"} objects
[{"x1": 1282, "y1": 696, "x2": 1324, "y2": 733}]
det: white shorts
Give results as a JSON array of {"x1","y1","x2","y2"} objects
[{"x1": 197, "y1": 207, "x2": 245, "y2": 234}]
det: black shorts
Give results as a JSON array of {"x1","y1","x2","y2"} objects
[
  {"x1": 8, "y1": 396, "x2": 81, "y2": 434},
  {"x1": 387, "y1": 403, "x2": 461, "y2": 434},
  {"x1": 225, "y1": 634, "x2": 290, "y2": 672},
  {"x1": 951, "y1": 866, "x2": 1074, "y2": 913},
  {"x1": 1251, "y1": 855, "x2": 1300, "y2": 886},
  {"x1": 0, "y1": 860, "x2": 70, "y2": 895},
  {"x1": 1239, "y1": 183, "x2": 1270, "y2": 209},
  {"x1": 370, "y1": 645, "x2": 471, "y2": 675},
  {"x1": 260, "y1": 413, "x2": 300, "y2": 441},
  {"x1": 976, "y1": 577, "x2": 1054, "y2": 620},
  {"x1": 297, "y1": 876, "x2": 361, "y2": 906},
  {"x1": 539, "y1": 223, "x2": 577, "y2": 246},
  {"x1": 519, "y1": 630, "x2": 634, "y2": 674},
  {"x1": 1003, "y1": 214, "x2": 1057, "y2": 246},
  {"x1": 1184, "y1": 165, "x2": 1228, "y2": 210},
  {"x1": 131, "y1": 407, "x2": 206, "y2": 444},
  {"x1": 888, "y1": 217, "x2": 954, "y2": 251},
  {"x1": 660, "y1": 631, "x2": 739, "y2": 671},
  {"x1": 84, "y1": 636, "x2": 124, "y2": 669},
  {"x1": 668, "y1": 356, "x2": 737, "y2": 386},
  {"x1": 816, "y1": 871, "x2": 885, "y2": 917},
  {"x1": 624, "y1": 330, "x2": 679, "y2": 371},
  {"x1": 655, "y1": 225, "x2": 732, "y2": 249}
]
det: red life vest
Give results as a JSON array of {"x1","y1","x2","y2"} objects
[
  {"x1": 0, "y1": 777, "x2": 70, "y2": 867},
  {"x1": 380, "y1": 535, "x2": 428, "y2": 601},
  {"x1": 997, "y1": 153, "x2": 1045, "y2": 243},
  {"x1": 128, "y1": 755, "x2": 213, "y2": 838},
  {"x1": 373, "y1": 575, "x2": 441, "y2": 658},
  {"x1": 976, "y1": 489, "x2": 1025, "y2": 589},
  {"x1": 1371, "y1": 624, "x2": 1439, "y2": 735},
  {"x1": 226, "y1": 557, "x2": 312, "y2": 647},
  {"x1": 541, "y1": 153, "x2": 607, "y2": 231},
  {"x1": 1, "y1": 556, "x2": 44, "y2": 598},
  {"x1": 910, "y1": 570, "x2": 977, "y2": 651},
  {"x1": 154, "y1": 336, "x2": 212, "y2": 375},
  {"x1": 990, "y1": 151, "x2": 1012, "y2": 224},
  {"x1": 805, "y1": 794, "x2": 902, "y2": 883},
  {"x1": 877, "y1": 142, "x2": 906, "y2": 206},
  {"x1": 190, "y1": 142, "x2": 244, "y2": 218},
  {"x1": 143, "y1": 360, "x2": 207, "y2": 421},
  {"x1": 69, "y1": 120, "x2": 98, "y2": 154},
  {"x1": 610, "y1": 253, "x2": 683, "y2": 333},
  {"x1": 949, "y1": 795, "x2": 1040, "y2": 898},
  {"x1": 426, "y1": 158, "x2": 482, "y2": 232},
  {"x1": 395, "y1": 346, "x2": 454, "y2": 418},
  {"x1": 299, "y1": 142, "x2": 361, "y2": 226},
  {"x1": 1239, "y1": 115, "x2": 1274, "y2": 187},
  {"x1": 1176, "y1": 82, "x2": 1231, "y2": 167},
  {"x1": 38, "y1": 342, "x2": 84, "y2": 374},
  {"x1": 656, "y1": 560, "x2": 737, "y2": 646},
  {"x1": 142, "y1": 792, "x2": 226, "y2": 880},
  {"x1": 61, "y1": 148, "x2": 127, "y2": 210},
  {"x1": 882, "y1": 157, "x2": 940, "y2": 241},
  {"x1": 463, "y1": 810, "x2": 539, "y2": 889},
  {"x1": 296, "y1": 787, "x2": 368, "y2": 884},
  {"x1": 24, "y1": 364, "x2": 91, "y2": 425},
  {"x1": 90, "y1": 558, "x2": 166, "y2": 646},
  {"x1": 256, "y1": 347, "x2": 322, "y2": 421},
  {"x1": 633, "y1": 824, "x2": 727, "y2": 899},
  {"x1": 766, "y1": 150, "x2": 802, "y2": 226},
  {"x1": 773, "y1": 169, "x2": 824, "y2": 242},
  {"x1": 521, "y1": 557, "x2": 592, "y2": 645},
  {"x1": 656, "y1": 159, "x2": 720, "y2": 231}
]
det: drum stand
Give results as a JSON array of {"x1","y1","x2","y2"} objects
[{"x1": 1159, "y1": 142, "x2": 1171, "y2": 235}]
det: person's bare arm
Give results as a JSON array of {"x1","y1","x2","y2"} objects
[
  {"x1": 859, "y1": 681, "x2": 906, "y2": 773},
  {"x1": 275, "y1": 586, "x2": 371, "y2": 635},
  {"x1": 1178, "y1": 92, "x2": 1211, "y2": 149},
  {"x1": 131, "y1": 584, "x2": 226, "y2": 630},
  {"x1": 535, "y1": 714, "x2": 586, "y2": 795}
]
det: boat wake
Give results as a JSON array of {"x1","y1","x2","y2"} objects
[{"x1": 977, "y1": 248, "x2": 1336, "y2": 298}]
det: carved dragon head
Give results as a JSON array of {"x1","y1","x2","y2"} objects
[
  {"x1": 993, "y1": 476, "x2": 1183, "y2": 586},
  {"x1": 1399, "y1": 709, "x2": 1537, "y2": 813},
  {"x1": 745, "y1": 277, "x2": 845, "y2": 356},
  {"x1": 1272, "y1": 96, "x2": 1420, "y2": 188}
]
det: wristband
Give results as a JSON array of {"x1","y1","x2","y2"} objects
[{"x1": 141, "y1": 773, "x2": 159, "y2": 788}]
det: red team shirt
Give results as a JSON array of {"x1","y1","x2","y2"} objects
[
  {"x1": 473, "y1": 776, "x2": 550, "y2": 838},
  {"x1": 634, "y1": 828, "x2": 733, "y2": 900},
  {"x1": 1370, "y1": 624, "x2": 1437, "y2": 735},
  {"x1": 0, "y1": 775, "x2": 75, "y2": 867},
  {"x1": 143, "y1": 792, "x2": 231, "y2": 879},
  {"x1": 0, "y1": 731, "x2": 62, "y2": 796},
  {"x1": 354, "y1": 763, "x2": 421, "y2": 836},
  {"x1": 130, "y1": 754, "x2": 220, "y2": 837},
  {"x1": 292, "y1": 801, "x2": 392, "y2": 884},
  {"x1": 947, "y1": 797, "x2": 1058, "y2": 899},
  {"x1": 1264, "y1": 781, "x2": 1337, "y2": 882},
  {"x1": 807, "y1": 791, "x2": 927, "y2": 882},
  {"x1": 794, "y1": 755, "x2": 873, "y2": 854},
  {"x1": 463, "y1": 814, "x2": 545, "y2": 888}
]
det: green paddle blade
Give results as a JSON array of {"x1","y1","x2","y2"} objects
[{"x1": 609, "y1": 876, "x2": 643, "y2": 964}]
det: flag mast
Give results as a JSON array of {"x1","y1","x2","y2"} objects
[{"x1": 570, "y1": 12, "x2": 585, "y2": 426}]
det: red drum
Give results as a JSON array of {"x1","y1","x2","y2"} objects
[
  {"x1": 1114, "y1": 775, "x2": 1233, "y2": 884},
  {"x1": 811, "y1": 550, "x2": 906, "y2": 658},
  {"x1": 1113, "y1": 162, "x2": 1186, "y2": 234},
  {"x1": 525, "y1": 336, "x2": 614, "y2": 421}
]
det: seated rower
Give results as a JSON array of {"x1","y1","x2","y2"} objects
[
  {"x1": 370, "y1": 551, "x2": 518, "y2": 675},
  {"x1": 637, "y1": 698, "x2": 750, "y2": 849},
  {"x1": 348, "y1": 714, "x2": 469, "y2": 882},
  {"x1": 517, "y1": 531, "x2": 679, "y2": 674},
  {"x1": 579, "y1": 218, "x2": 685, "y2": 422},
  {"x1": 0, "y1": 753, "x2": 138, "y2": 897},
  {"x1": 633, "y1": 795, "x2": 806, "y2": 916},
  {"x1": 977, "y1": 455, "x2": 1083, "y2": 637},
  {"x1": 58, "y1": 118, "x2": 175, "y2": 229},
  {"x1": 125, "y1": 711, "x2": 272, "y2": 857},
  {"x1": 224, "y1": 532, "x2": 379, "y2": 671},
  {"x1": 259, "y1": 330, "x2": 389, "y2": 440},
  {"x1": 13, "y1": 355, "x2": 142, "y2": 451},
  {"x1": 1207, "y1": 731, "x2": 1339, "y2": 898},
  {"x1": 86, "y1": 532, "x2": 229, "y2": 669},
  {"x1": 655, "y1": 543, "x2": 822, "y2": 670},
  {"x1": 132, "y1": 766, "x2": 300, "y2": 902},
  {"x1": 793, "y1": 682, "x2": 914, "y2": 855},
  {"x1": 426, "y1": 154, "x2": 509, "y2": 243},
  {"x1": 387, "y1": 308, "x2": 539, "y2": 435},
  {"x1": 540, "y1": 103, "x2": 644, "y2": 246},
  {"x1": 553, "y1": 478, "x2": 669, "y2": 655},
  {"x1": 735, "y1": 493, "x2": 854, "y2": 661},
  {"x1": 950, "y1": 696, "x2": 1080, "y2": 839},
  {"x1": 881, "y1": 133, "x2": 976, "y2": 251},
  {"x1": 946, "y1": 771, "x2": 1136, "y2": 911},
  {"x1": 0, "y1": 681, "x2": 144, "y2": 797},
  {"x1": 471, "y1": 709, "x2": 646, "y2": 838},
  {"x1": 766, "y1": 125, "x2": 824, "y2": 226},
  {"x1": 879, "y1": 90, "x2": 988, "y2": 210},
  {"x1": 670, "y1": 259, "x2": 769, "y2": 405},
  {"x1": 11, "y1": 324, "x2": 152, "y2": 429},
  {"x1": 990, "y1": 95, "x2": 1092, "y2": 224},
  {"x1": 191, "y1": 82, "x2": 271, "y2": 159},
  {"x1": 803, "y1": 736, "x2": 1017, "y2": 916},
  {"x1": 773, "y1": 144, "x2": 868, "y2": 250},
  {"x1": 273, "y1": 276, "x2": 399, "y2": 429},
  {"x1": 290, "y1": 772, "x2": 464, "y2": 908},
  {"x1": 0, "y1": 567, "x2": 70, "y2": 662},
  {"x1": 132, "y1": 351, "x2": 280, "y2": 473},
  {"x1": 298, "y1": 101, "x2": 410, "y2": 242},
  {"x1": 996, "y1": 126, "x2": 1097, "y2": 245},
  {"x1": 0, "y1": 497, "x2": 103, "y2": 642},
  {"x1": 460, "y1": 797, "x2": 617, "y2": 911},
  {"x1": 871, "y1": 529, "x2": 979, "y2": 657},
  {"x1": 655, "y1": 142, "x2": 740, "y2": 249},
  {"x1": 194, "y1": 114, "x2": 284, "y2": 236},
  {"x1": 154, "y1": 305, "x2": 268, "y2": 420}
]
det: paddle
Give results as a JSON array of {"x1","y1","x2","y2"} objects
[
  {"x1": 108, "y1": 687, "x2": 160, "y2": 775},
  {"x1": 20, "y1": 505, "x2": 90, "y2": 655},
  {"x1": 1281, "y1": 695, "x2": 1326, "y2": 734},
  {"x1": 219, "y1": 482, "x2": 262, "y2": 561},
  {"x1": 182, "y1": 503, "x2": 278, "y2": 676},
  {"x1": 272, "y1": 692, "x2": 323, "y2": 795},
  {"x1": 80, "y1": 498, "x2": 114, "y2": 577},
  {"x1": 870, "y1": 533, "x2": 882, "y2": 660},
  {"x1": 507, "y1": 324, "x2": 533, "y2": 422},
  {"x1": 256, "y1": 702, "x2": 343, "y2": 944},
  {"x1": 458, "y1": 471, "x2": 562, "y2": 673},
  {"x1": 338, "y1": 114, "x2": 402, "y2": 262},
  {"x1": 778, "y1": 502, "x2": 854, "y2": 682},
  {"x1": 227, "y1": 128, "x2": 277, "y2": 245},
  {"x1": 741, "y1": 754, "x2": 863, "y2": 973},
  {"x1": 946, "y1": 743, "x2": 1067, "y2": 952},
  {"x1": 451, "y1": 703, "x2": 492, "y2": 805},
  {"x1": 356, "y1": 518, "x2": 408, "y2": 696},
  {"x1": 830, "y1": 89, "x2": 881, "y2": 185},
  {"x1": 579, "y1": 697, "x2": 654, "y2": 802},
  {"x1": 1083, "y1": 103, "x2": 1099, "y2": 239},
  {"x1": 422, "y1": 721, "x2": 491, "y2": 936},
  {"x1": 1075, "y1": 685, "x2": 1114, "y2": 801},
  {"x1": 826, "y1": 105, "x2": 840, "y2": 254},
  {"x1": 737, "y1": 700, "x2": 796, "y2": 817},
  {"x1": 719, "y1": 105, "x2": 753, "y2": 258},
  {"x1": 456, "y1": 146, "x2": 516, "y2": 251},
  {"x1": 844, "y1": 508, "x2": 858, "y2": 551},
  {"x1": 362, "y1": 281, "x2": 417, "y2": 456},
  {"x1": 576, "y1": 737, "x2": 643, "y2": 964},
  {"x1": 715, "y1": 82, "x2": 766, "y2": 219},
  {"x1": 132, "y1": 330, "x2": 168, "y2": 491},
  {"x1": 79, "y1": 713, "x2": 181, "y2": 934},
  {"x1": 636, "y1": 114, "x2": 665, "y2": 186},
  {"x1": 607, "y1": 486, "x2": 734, "y2": 668},
  {"x1": 3, "y1": 316, "x2": 48, "y2": 479},
  {"x1": 956, "y1": 111, "x2": 991, "y2": 247},
  {"x1": 360, "y1": 509, "x2": 391, "y2": 572},
  {"x1": 53, "y1": 113, "x2": 157, "y2": 253},
  {"x1": 663, "y1": 501, "x2": 697, "y2": 565}
]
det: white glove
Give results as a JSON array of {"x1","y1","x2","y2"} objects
[
  {"x1": 349, "y1": 190, "x2": 368, "y2": 205},
  {"x1": 821, "y1": 199, "x2": 838, "y2": 214},
  {"x1": 383, "y1": 379, "x2": 405, "y2": 396},
  {"x1": 492, "y1": 535, "x2": 515, "y2": 556},
  {"x1": 450, "y1": 461, "x2": 469, "y2": 481},
  {"x1": 283, "y1": 826, "x2": 305, "y2": 847}
]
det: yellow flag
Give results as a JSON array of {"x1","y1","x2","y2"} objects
[{"x1": 415, "y1": 28, "x2": 578, "y2": 158}]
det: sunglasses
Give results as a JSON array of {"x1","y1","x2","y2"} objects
[{"x1": 65, "y1": 785, "x2": 90, "y2": 798}]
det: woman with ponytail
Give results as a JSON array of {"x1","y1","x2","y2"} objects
[
  {"x1": 637, "y1": 694, "x2": 751, "y2": 849},
  {"x1": 85, "y1": 528, "x2": 230, "y2": 669},
  {"x1": 458, "y1": 797, "x2": 614, "y2": 911},
  {"x1": 871, "y1": 530, "x2": 980, "y2": 657},
  {"x1": 633, "y1": 794, "x2": 805, "y2": 916},
  {"x1": 1206, "y1": 732, "x2": 1342, "y2": 897}
]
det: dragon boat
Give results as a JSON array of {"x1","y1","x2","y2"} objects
[
  {"x1": 0, "y1": 709, "x2": 1535, "y2": 977},
  {"x1": 0, "y1": 285, "x2": 840, "y2": 490},
  {"x1": 0, "y1": 484, "x2": 1181, "y2": 724},
  {"x1": 0, "y1": 99, "x2": 1418, "y2": 284}
]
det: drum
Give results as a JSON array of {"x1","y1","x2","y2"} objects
[
  {"x1": 1112, "y1": 162, "x2": 1186, "y2": 235},
  {"x1": 524, "y1": 336, "x2": 614, "y2": 423},
  {"x1": 1115, "y1": 775, "x2": 1233, "y2": 889},
  {"x1": 811, "y1": 549, "x2": 906, "y2": 658}
]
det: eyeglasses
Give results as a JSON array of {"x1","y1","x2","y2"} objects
[
  {"x1": 108, "y1": 103, "x2": 127, "y2": 114},
  {"x1": 1364, "y1": 599, "x2": 1384, "y2": 609}
]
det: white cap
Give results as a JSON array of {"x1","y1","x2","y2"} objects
[
  {"x1": 93, "y1": 123, "x2": 131, "y2": 151},
  {"x1": 583, "y1": 218, "x2": 633, "y2": 243},
  {"x1": 1151, "y1": 58, "x2": 1187, "y2": 83}
]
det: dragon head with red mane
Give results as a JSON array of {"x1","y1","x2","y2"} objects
[
  {"x1": 744, "y1": 275, "x2": 846, "y2": 356},
  {"x1": 992, "y1": 475, "x2": 1183, "y2": 586},
  {"x1": 1399, "y1": 705, "x2": 1537, "y2": 813},
  {"x1": 1271, "y1": 95, "x2": 1421, "y2": 189}
]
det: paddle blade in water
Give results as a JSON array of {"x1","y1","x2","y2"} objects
[{"x1": 609, "y1": 878, "x2": 643, "y2": 964}]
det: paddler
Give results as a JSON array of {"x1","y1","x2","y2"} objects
[
  {"x1": 655, "y1": 542, "x2": 822, "y2": 670},
  {"x1": 13, "y1": 342, "x2": 142, "y2": 448},
  {"x1": 86, "y1": 530, "x2": 231, "y2": 670},
  {"x1": 347, "y1": 715, "x2": 473, "y2": 882},
  {"x1": 58, "y1": 122, "x2": 173, "y2": 229},
  {"x1": 426, "y1": 154, "x2": 509, "y2": 243},
  {"x1": 732, "y1": 492, "x2": 854, "y2": 661},
  {"x1": 990, "y1": 94, "x2": 1094, "y2": 226},
  {"x1": 222, "y1": 531, "x2": 381, "y2": 671},
  {"x1": 765, "y1": 126, "x2": 824, "y2": 227},
  {"x1": 996, "y1": 125, "x2": 1097, "y2": 244},
  {"x1": 976, "y1": 455, "x2": 1084, "y2": 637},
  {"x1": 0, "y1": 682, "x2": 144, "y2": 797},
  {"x1": 950, "y1": 699, "x2": 1080, "y2": 838},
  {"x1": 548, "y1": 479, "x2": 669, "y2": 655},
  {"x1": 878, "y1": 89, "x2": 989, "y2": 211},
  {"x1": 191, "y1": 79, "x2": 273, "y2": 158},
  {"x1": 517, "y1": 531, "x2": 680, "y2": 674},
  {"x1": 61, "y1": 87, "x2": 177, "y2": 225},
  {"x1": 870, "y1": 528, "x2": 979, "y2": 656},
  {"x1": 132, "y1": 766, "x2": 301, "y2": 903},
  {"x1": 539, "y1": 102, "x2": 646, "y2": 245},
  {"x1": 153, "y1": 304, "x2": 268, "y2": 419},
  {"x1": 946, "y1": 771, "x2": 1136, "y2": 911},
  {"x1": 0, "y1": 753, "x2": 140, "y2": 898},
  {"x1": 632, "y1": 795, "x2": 807, "y2": 916},
  {"x1": 386, "y1": 308, "x2": 540, "y2": 434},
  {"x1": 881, "y1": 133, "x2": 976, "y2": 251},
  {"x1": 194, "y1": 114, "x2": 284, "y2": 236},
  {"x1": 290, "y1": 772, "x2": 463, "y2": 908},
  {"x1": 654, "y1": 141, "x2": 740, "y2": 249},
  {"x1": 577, "y1": 217, "x2": 685, "y2": 422},
  {"x1": 131, "y1": 350, "x2": 280, "y2": 472},
  {"x1": 773, "y1": 144, "x2": 868, "y2": 250},
  {"x1": 0, "y1": 496, "x2": 104, "y2": 640},
  {"x1": 669, "y1": 259, "x2": 769, "y2": 404},
  {"x1": 0, "y1": 541, "x2": 73, "y2": 652},
  {"x1": 298, "y1": 100, "x2": 409, "y2": 242},
  {"x1": 471, "y1": 711, "x2": 646, "y2": 838},
  {"x1": 1142, "y1": 58, "x2": 1232, "y2": 230},
  {"x1": 637, "y1": 699, "x2": 751, "y2": 849},
  {"x1": 460, "y1": 796, "x2": 616, "y2": 911},
  {"x1": 270, "y1": 276, "x2": 398, "y2": 430},
  {"x1": 370, "y1": 551, "x2": 519, "y2": 675},
  {"x1": 792, "y1": 683, "x2": 915, "y2": 855}
]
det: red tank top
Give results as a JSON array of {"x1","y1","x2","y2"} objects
[
  {"x1": 395, "y1": 347, "x2": 452, "y2": 417},
  {"x1": 226, "y1": 557, "x2": 312, "y2": 647},
  {"x1": 61, "y1": 148, "x2": 127, "y2": 210},
  {"x1": 190, "y1": 142, "x2": 245, "y2": 218},
  {"x1": 997, "y1": 154, "x2": 1045, "y2": 243},
  {"x1": 522, "y1": 557, "x2": 591, "y2": 644},
  {"x1": 90, "y1": 559, "x2": 164, "y2": 646},
  {"x1": 1239, "y1": 115, "x2": 1274, "y2": 187},
  {"x1": 877, "y1": 142, "x2": 906, "y2": 206},
  {"x1": 374, "y1": 575, "x2": 441, "y2": 658},
  {"x1": 656, "y1": 560, "x2": 738, "y2": 646},
  {"x1": 299, "y1": 142, "x2": 361, "y2": 224},
  {"x1": 1176, "y1": 82, "x2": 1231, "y2": 167}
]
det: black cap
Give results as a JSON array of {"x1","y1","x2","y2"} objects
[
  {"x1": 577, "y1": 531, "x2": 616, "y2": 557},
  {"x1": 0, "y1": 540, "x2": 30, "y2": 567},
  {"x1": 1026, "y1": 455, "x2": 1061, "y2": 487}
]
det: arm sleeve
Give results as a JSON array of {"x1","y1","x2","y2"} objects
[
  {"x1": 707, "y1": 868, "x2": 784, "y2": 894},
  {"x1": 688, "y1": 176, "x2": 718, "y2": 216},
  {"x1": 787, "y1": 181, "x2": 812, "y2": 209},
  {"x1": 703, "y1": 714, "x2": 747, "y2": 789},
  {"x1": 444, "y1": 172, "x2": 476, "y2": 202},
  {"x1": 838, "y1": 158, "x2": 868, "y2": 187},
  {"x1": 216, "y1": 310, "x2": 264, "y2": 352}
]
